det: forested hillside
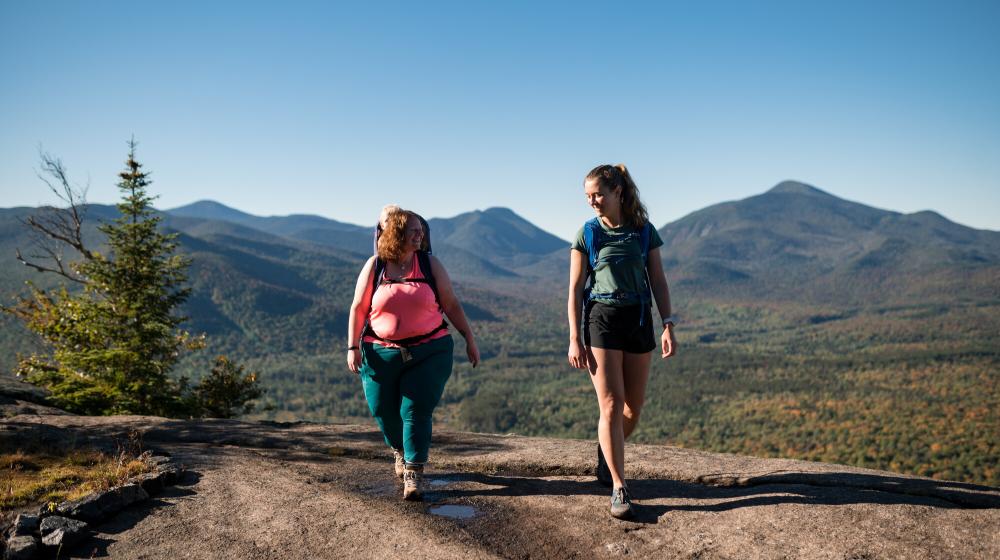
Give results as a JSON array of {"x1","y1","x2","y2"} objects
[{"x1": 2, "y1": 183, "x2": 997, "y2": 486}]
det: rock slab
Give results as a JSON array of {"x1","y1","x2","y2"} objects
[
  {"x1": 10, "y1": 514, "x2": 39, "y2": 537},
  {"x1": 56, "y1": 482, "x2": 149, "y2": 522},
  {"x1": 7, "y1": 414, "x2": 1000, "y2": 560},
  {"x1": 4, "y1": 535, "x2": 39, "y2": 560},
  {"x1": 39, "y1": 516, "x2": 88, "y2": 548},
  {"x1": 134, "y1": 470, "x2": 170, "y2": 494}
]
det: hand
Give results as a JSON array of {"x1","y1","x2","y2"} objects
[
  {"x1": 465, "y1": 337, "x2": 480, "y2": 368},
  {"x1": 568, "y1": 339, "x2": 588, "y2": 369},
  {"x1": 661, "y1": 325, "x2": 677, "y2": 358},
  {"x1": 347, "y1": 348, "x2": 362, "y2": 373}
]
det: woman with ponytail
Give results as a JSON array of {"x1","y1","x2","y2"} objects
[{"x1": 567, "y1": 164, "x2": 677, "y2": 520}]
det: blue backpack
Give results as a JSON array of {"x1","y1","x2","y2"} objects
[{"x1": 581, "y1": 217, "x2": 654, "y2": 324}]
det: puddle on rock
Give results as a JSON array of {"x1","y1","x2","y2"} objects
[
  {"x1": 428, "y1": 479, "x2": 451, "y2": 487},
  {"x1": 428, "y1": 505, "x2": 478, "y2": 520}
]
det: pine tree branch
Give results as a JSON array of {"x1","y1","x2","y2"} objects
[
  {"x1": 20, "y1": 213, "x2": 92, "y2": 257},
  {"x1": 14, "y1": 247, "x2": 86, "y2": 284},
  {"x1": 16, "y1": 151, "x2": 98, "y2": 279}
]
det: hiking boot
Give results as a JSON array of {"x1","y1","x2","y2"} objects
[
  {"x1": 403, "y1": 465, "x2": 424, "y2": 501},
  {"x1": 596, "y1": 443, "x2": 612, "y2": 487},
  {"x1": 610, "y1": 486, "x2": 635, "y2": 520},
  {"x1": 392, "y1": 449, "x2": 405, "y2": 479}
]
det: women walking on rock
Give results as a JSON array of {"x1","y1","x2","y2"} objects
[
  {"x1": 347, "y1": 208, "x2": 479, "y2": 501},
  {"x1": 567, "y1": 164, "x2": 677, "y2": 519}
]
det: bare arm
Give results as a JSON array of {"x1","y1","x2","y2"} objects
[
  {"x1": 430, "y1": 255, "x2": 480, "y2": 367},
  {"x1": 646, "y1": 247, "x2": 677, "y2": 358},
  {"x1": 346, "y1": 256, "x2": 376, "y2": 373},
  {"x1": 567, "y1": 248, "x2": 589, "y2": 369}
]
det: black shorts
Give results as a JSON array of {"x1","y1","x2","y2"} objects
[{"x1": 584, "y1": 301, "x2": 656, "y2": 354}]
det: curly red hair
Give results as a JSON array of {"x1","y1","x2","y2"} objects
[{"x1": 377, "y1": 209, "x2": 416, "y2": 262}]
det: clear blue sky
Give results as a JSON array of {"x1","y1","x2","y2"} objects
[{"x1": 2, "y1": 0, "x2": 998, "y2": 241}]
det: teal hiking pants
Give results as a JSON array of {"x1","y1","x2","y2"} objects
[{"x1": 359, "y1": 335, "x2": 454, "y2": 464}]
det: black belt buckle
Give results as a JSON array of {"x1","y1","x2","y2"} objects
[{"x1": 400, "y1": 347, "x2": 412, "y2": 362}]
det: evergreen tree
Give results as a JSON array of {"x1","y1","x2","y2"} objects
[
  {"x1": 195, "y1": 356, "x2": 264, "y2": 419},
  {"x1": 7, "y1": 140, "x2": 203, "y2": 415}
]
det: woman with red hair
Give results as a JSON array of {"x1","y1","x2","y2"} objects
[{"x1": 347, "y1": 208, "x2": 479, "y2": 501}]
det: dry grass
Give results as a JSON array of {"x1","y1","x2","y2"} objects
[{"x1": 1, "y1": 429, "x2": 154, "y2": 512}]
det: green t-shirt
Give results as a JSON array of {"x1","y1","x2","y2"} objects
[{"x1": 572, "y1": 220, "x2": 663, "y2": 306}]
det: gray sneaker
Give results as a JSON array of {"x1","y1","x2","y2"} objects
[
  {"x1": 403, "y1": 465, "x2": 424, "y2": 501},
  {"x1": 392, "y1": 449, "x2": 405, "y2": 479},
  {"x1": 596, "y1": 443, "x2": 612, "y2": 487},
  {"x1": 610, "y1": 486, "x2": 635, "y2": 520}
]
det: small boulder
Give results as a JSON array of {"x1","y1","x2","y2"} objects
[
  {"x1": 11, "y1": 514, "x2": 39, "y2": 536},
  {"x1": 4, "y1": 535, "x2": 39, "y2": 560},
  {"x1": 56, "y1": 483, "x2": 149, "y2": 522},
  {"x1": 134, "y1": 470, "x2": 170, "y2": 494},
  {"x1": 39, "y1": 516, "x2": 88, "y2": 548},
  {"x1": 117, "y1": 482, "x2": 150, "y2": 504},
  {"x1": 158, "y1": 465, "x2": 183, "y2": 485},
  {"x1": 147, "y1": 455, "x2": 172, "y2": 467}
]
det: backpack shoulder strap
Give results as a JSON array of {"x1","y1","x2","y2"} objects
[
  {"x1": 369, "y1": 257, "x2": 386, "y2": 306},
  {"x1": 415, "y1": 251, "x2": 440, "y2": 306},
  {"x1": 639, "y1": 221, "x2": 652, "y2": 261},
  {"x1": 361, "y1": 257, "x2": 387, "y2": 341},
  {"x1": 418, "y1": 215, "x2": 432, "y2": 255},
  {"x1": 582, "y1": 217, "x2": 605, "y2": 270}
]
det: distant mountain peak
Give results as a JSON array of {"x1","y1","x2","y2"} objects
[
  {"x1": 168, "y1": 200, "x2": 254, "y2": 220},
  {"x1": 427, "y1": 207, "x2": 568, "y2": 257},
  {"x1": 766, "y1": 181, "x2": 833, "y2": 197},
  {"x1": 906, "y1": 209, "x2": 947, "y2": 221},
  {"x1": 181, "y1": 200, "x2": 228, "y2": 209}
]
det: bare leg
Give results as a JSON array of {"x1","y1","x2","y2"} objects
[
  {"x1": 621, "y1": 351, "x2": 652, "y2": 439},
  {"x1": 588, "y1": 346, "x2": 626, "y2": 488}
]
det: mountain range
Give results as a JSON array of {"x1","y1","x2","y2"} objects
[
  {"x1": 1, "y1": 179, "x2": 994, "y2": 382},
  {"x1": 161, "y1": 180, "x2": 1000, "y2": 303},
  {"x1": 3, "y1": 181, "x2": 997, "y2": 351}
]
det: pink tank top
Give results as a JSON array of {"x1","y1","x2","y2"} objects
[{"x1": 364, "y1": 254, "x2": 448, "y2": 348}]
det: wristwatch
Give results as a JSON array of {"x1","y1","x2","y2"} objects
[{"x1": 661, "y1": 316, "x2": 675, "y2": 328}]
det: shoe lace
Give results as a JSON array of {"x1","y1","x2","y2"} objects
[
  {"x1": 404, "y1": 469, "x2": 422, "y2": 487},
  {"x1": 613, "y1": 487, "x2": 630, "y2": 505}
]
